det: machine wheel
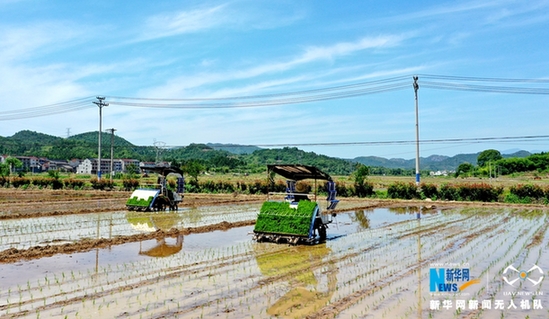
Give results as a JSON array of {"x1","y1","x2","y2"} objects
[
  {"x1": 154, "y1": 202, "x2": 165, "y2": 211},
  {"x1": 318, "y1": 225, "x2": 327, "y2": 240},
  {"x1": 313, "y1": 217, "x2": 327, "y2": 240}
]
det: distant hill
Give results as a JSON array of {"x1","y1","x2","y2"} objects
[
  {"x1": 168, "y1": 143, "x2": 236, "y2": 161},
  {"x1": 1, "y1": 130, "x2": 155, "y2": 160},
  {"x1": 206, "y1": 143, "x2": 262, "y2": 155},
  {"x1": 8, "y1": 130, "x2": 137, "y2": 148},
  {"x1": 11, "y1": 130, "x2": 64, "y2": 144},
  {"x1": 353, "y1": 151, "x2": 532, "y2": 171},
  {"x1": 246, "y1": 147, "x2": 354, "y2": 175},
  {"x1": 68, "y1": 131, "x2": 136, "y2": 147},
  {"x1": 0, "y1": 130, "x2": 537, "y2": 173}
]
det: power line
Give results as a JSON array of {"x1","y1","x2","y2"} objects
[
  {"x1": 7, "y1": 134, "x2": 548, "y2": 149},
  {"x1": 0, "y1": 97, "x2": 95, "y2": 120},
  {"x1": 107, "y1": 75, "x2": 411, "y2": 101},
  {"x1": 419, "y1": 74, "x2": 549, "y2": 83},
  {"x1": 421, "y1": 81, "x2": 549, "y2": 95},
  {"x1": 151, "y1": 135, "x2": 549, "y2": 149},
  {"x1": 107, "y1": 82, "x2": 410, "y2": 109},
  {"x1": 2, "y1": 74, "x2": 549, "y2": 119}
]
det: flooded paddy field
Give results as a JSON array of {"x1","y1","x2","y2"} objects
[{"x1": 1, "y1": 194, "x2": 549, "y2": 319}]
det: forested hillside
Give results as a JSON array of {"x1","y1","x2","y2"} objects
[
  {"x1": 354, "y1": 151, "x2": 532, "y2": 171},
  {"x1": 1, "y1": 130, "x2": 157, "y2": 161},
  {"x1": 246, "y1": 147, "x2": 354, "y2": 175},
  {"x1": 0, "y1": 131, "x2": 355, "y2": 175},
  {"x1": 206, "y1": 143, "x2": 261, "y2": 154},
  {"x1": 0, "y1": 130, "x2": 542, "y2": 177}
]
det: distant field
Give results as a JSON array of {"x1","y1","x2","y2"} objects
[
  {"x1": 14, "y1": 171, "x2": 549, "y2": 195},
  {"x1": 196, "y1": 172, "x2": 549, "y2": 189}
]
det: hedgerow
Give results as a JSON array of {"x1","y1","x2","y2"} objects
[
  {"x1": 1, "y1": 173, "x2": 546, "y2": 206},
  {"x1": 122, "y1": 178, "x2": 140, "y2": 191},
  {"x1": 64, "y1": 179, "x2": 85, "y2": 189},
  {"x1": 438, "y1": 183, "x2": 503, "y2": 202},
  {"x1": 507, "y1": 184, "x2": 549, "y2": 203},
  {"x1": 90, "y1": 178, "x2": 113, "y2": 190},
  {"x1": 387, "y1": 182, "x2": 419, "y2": 199},
  {"x1": 420, "y1": 183, "x2": 438, "y2": 199}
]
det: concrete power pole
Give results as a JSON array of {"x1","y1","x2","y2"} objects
[
  {"x1": 413, "y1": 76, "x2": 420, "y2": 186},
  {"x1": 93, "y1": 97, "x2": 109, "y2": 180},
  {"x1": 106, "y1": 128, "x2": 117, "y2": 181}
]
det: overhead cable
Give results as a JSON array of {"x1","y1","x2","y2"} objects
[
  {"x1": 419, "y1": 74, "x2": 549, "y2": 83},
  {"x1": 422, "y1": 81, "x2": 549, "y2": 95},
  {"x1": 243, "y1": 135, "x2": 549, "y2": 148},
  {"x1": 107, "y1": 81, "x2": 410, "y2": 109},
  {"x1": 2, "y1": 74, "x2": 549, "y2": 119},
  {"x1": 14, "y1": 134, "x2": 549, "y2": 149},
  {"x1": 0, "y1": 97, "x2": 95, "y2": 121},
  {"x1": 107, "y1": 76, "x2": 411, "y2": 101}
]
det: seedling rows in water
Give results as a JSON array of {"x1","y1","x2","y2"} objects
[{"x1": 1, "y1": 206, "x2": 548, "y2": 319}]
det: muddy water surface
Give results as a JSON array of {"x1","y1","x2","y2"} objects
[{"x1": 1, "y1": 205, "x2": 548, "y2": 319}]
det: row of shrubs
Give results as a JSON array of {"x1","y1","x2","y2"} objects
[
  {"x1": 2, "y1": 176, "x2": 548, "y2": 204},
  {"x1": 185, "y1": 179, "x2": 376, "y2": 198},
  {"x1": 387, "y1": 182, "x2": 504, "y2": 202},
  {"x1": 0, "y1": 176, "x2": 125, "y2": 190},
  {"x1": 0, "y1": 176, "x2": 373, "y2": 197},
  {"x1": 387, "y1": 182, "x2": 549, "y2": 204},
  {"x1": 0, "y1": 177, "x2": 85, "y2": 190}
]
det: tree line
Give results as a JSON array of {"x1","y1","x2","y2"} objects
[
  {"x1": 455, "y1": 149, "x2": 549, "y2": 177},
  {"x1": 2, "y1": 131, "x2": 549, "y2": 178}
]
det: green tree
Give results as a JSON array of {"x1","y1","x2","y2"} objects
[
  {"x1": 125, "y1": 163, "x2": 140, "y2": 178},
  {"x1": 354, "y1": 164, "x2": 369, "y2": 184},
  {"x1": 182, "y1": 160, "x2": 205, "y2": 183},
  {"x1": 477, "y1": 149, "x2": 502, "y2": 167},
  {"x1": 353, "y1": 164, "x2": 372, "y2": 197},
  {"x1": 47, "y1": 169, "x2": 60, "y2": 179},
  {"x1": 0, "y1": 163, "x2": 9, "y2": 177},
  {"x1": 497, "y1": 157, "x2": 532, "y2": 175},
  {"x1": 455, "y1": 162, "x2": 474, "y2": 177},
  {"x1": 527, "y1": 153, "x2": 549, "y2": 171},
  {"x1": 5, "y1": 156, "x2": 22, "y2": 175}
]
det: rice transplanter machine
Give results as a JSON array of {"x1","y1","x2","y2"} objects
[
  {"x1": 253, "y1": 164, "x2": 339, "y2": 244},
  {"x1": 126, "y1": 165, "x2": 185, "y2": 211}
]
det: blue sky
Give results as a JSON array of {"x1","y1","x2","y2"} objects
[{"x1": 1, "y1": 0, "x2": 549, "y2": 160}]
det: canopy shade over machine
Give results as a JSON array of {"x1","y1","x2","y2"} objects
[{"x1": 267, "y1": 164, "x2": 332, "y2": 182}]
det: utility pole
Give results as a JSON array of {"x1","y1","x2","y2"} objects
[
  {"x1": 413, "y1": 76, "x2": 420, "y2": 186},
  {"x1": 93, "y1": 97, "x2": 109, "y2": 180},
  {"x1": 106, "y1": 128, "x2": 116, "y2": 181}
]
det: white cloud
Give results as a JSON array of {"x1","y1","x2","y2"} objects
[
  {"x1": 299, "y1": 36, "x2": 402, "y2": 62},
  {"x1": 139, "y1": 34, "x2": 407, "y2": 98},
  {"x1": 138, "y1": 1, "x2": 305, "y2": 42},
  {"x1": 143, "y1": 4, "x2": 228, "y2": 39},
  {"x1": 386, "y1": 1, "x2": 499, "y2": 22},
  {"x1": 0, "y1": 21, "x2": 88, "y2": 62}
]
